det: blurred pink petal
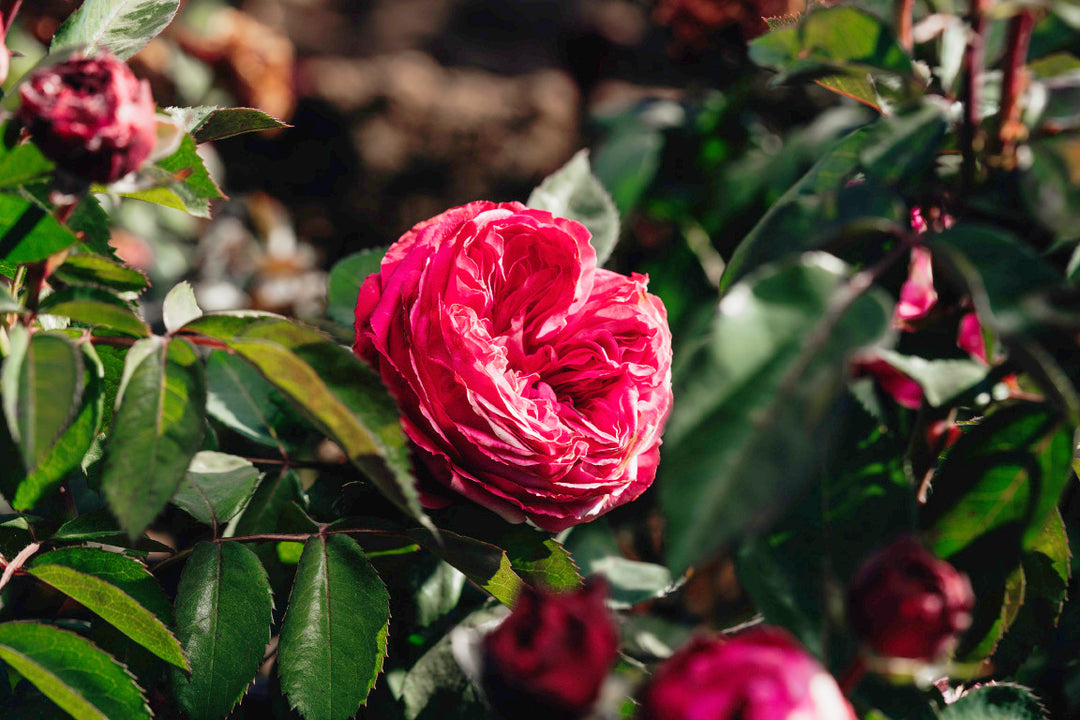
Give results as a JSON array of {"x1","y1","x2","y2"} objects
[
  {"x1": 957, "y1": 312, "x2": 988, "y2": 364},
  {"x1": 894, "y1": 246, "x2": 938, "y2": 329},
  {"x1": 852, "y1": 354, "x2": 924, "y2": 410}
]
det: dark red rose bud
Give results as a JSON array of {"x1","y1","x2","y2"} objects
[
  {"x1": 482, "y1": 578, "x2": 619, "y2": 720},
  {"x1": 847, "y1": 537, "x2": 974, "y2": 662},
  {"x1": 18, "y1": 50, "x2": 157, "y2": 184},
  {"x1": 639, "y1": 626, "x2": 857, "y2": 720}
]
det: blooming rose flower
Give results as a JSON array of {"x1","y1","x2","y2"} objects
[
  {"x1": 19, "y1": 50, "x2": 157, "y2": 183},
  {"x1": 639, "y1": 626, "x2": 857, "y2": 720},
  {"x1": 354, "y1": 201, "x2": 673, "y2": 532},
  {"x1": 482, "y1": 579, "x2": 619, "y2": 720},
  {"x1": 847, "y1": 537, "x2": 974, "y2": 662}
]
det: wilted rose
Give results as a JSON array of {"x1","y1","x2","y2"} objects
[
  {"x1": 639, "y1": 626, "x2": 857, "y2": 720},
  {"x1": 847, "y1": 537, "x2": 974, "y2": 662},
  {"x1": 353, "y1": 201, "x2": 673, "y2": 532},
  {"x1": 482, "y1": 579, "x2": 619, "y2": 720},
  {"x1": 19, "y1": 50, "x2": 157, "y2": 183}
]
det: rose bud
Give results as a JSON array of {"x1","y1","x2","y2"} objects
[
  {"x1": 639, "y1": 626, "x2": 857, "y2": 720},
  {"x1": 482, "y1": 579, "x2": 619, "y2": 720},
  {"x1": 354, "y1": 202, "x2": 673, "y2": 532},
  {"x1": 18, "y1": 50, "x2": 157, "y2": 184},
  {"x1": 847, "y1": 537, "x2": 974, "y2": 662}
]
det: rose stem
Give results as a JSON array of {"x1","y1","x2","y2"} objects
[
  {"x1": 960, "y1": 0, "x2": 990, "y2": 194},
  {"x1": 895, "y1": 0, "x2": 914, "y2": 52},
  {"x1": 997, "y1": 9, "x2": 1035, "y2": 165}
]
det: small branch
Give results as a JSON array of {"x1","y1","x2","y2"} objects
[
  {"x1": 0, "y1": 542, "x2": 41, "y2": 593},
  {"x1": 243, "y1": 456, "x2": 351, "y2": 472},
  {"x1": 895, "y1": 0, "x2": 914, "y2": 52},
  {"x1": 85, "y1": 334, "x2": 139, "y2": 347},
  {"x1": 997, "y1": 10, "x2": 1034, "y2": 165},
  {"x1": 21, "y1": 261, "x2": 47, "y2": 326},
  {"x1": 960, "y1": 0, "x2": 990, "y2": 193}
]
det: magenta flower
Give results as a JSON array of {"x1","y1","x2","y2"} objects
[
  {"x1": 482, "y1": 579, "x2": 619, "y2": 719},
  {"x1": 847, "y1": 537, "x2": 974, "y2": 662},
  {"x1": 639, "y1": 626, "x2": 857, "y2": 720},
  {"x1": 851, "y1": 353, "x2": 924, "y2": 410},
  {"x1": 894, "y1": 246, "x2": 938, "y2": 329},
  {"x1": 956, "y1": 312, "x2": 988, "y2": 364},
  {"x1": 353, "y1": 201, "x2": 673, "y2": 532},
  {"x1": 19, "y1": 50, "x2": 158, "y2": 183}
]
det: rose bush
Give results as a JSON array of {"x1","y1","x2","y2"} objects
[
  {"x1": 481, "y1": 579, "x2": 619, "y2": 719},
  {"x1": 18, "y1": 49, "x2": 157, "y2": 183},
  {"x1": 846, "y1": 536, "x2": 975, "y2": 662},
  {"x1": 639, "y1": 626, "x2": 857, "y2": 720},
  {"x1": 353, "y1": 201, "x2": 673, "y2": 531}
]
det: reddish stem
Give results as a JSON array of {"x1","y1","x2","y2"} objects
[
  {"x1": 895, "y1": 0, "x2": 914, "y2": 52},
  {"x1": 0, "y1": 0, "x2": 23, "y2": 38},
  {"x1": 960, "y1": 0, "x2": 990, "y2": 192},
  {"x1": 998, "y1": 10, "x2": 1034, "y2": 162}
]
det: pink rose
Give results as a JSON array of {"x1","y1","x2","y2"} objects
[
  {"x1": 482, "y1": 579, "x2": 619, "y2": 719},
  {"x1": 19, "y1": 50, "x2": 157, "y2": 183},
  {"x1": 353, "y1": 201, "x2": 673, "y2": 532},
  {"x1": 847, "y1": 537, "x2": 974, "y2": 662},
  {"x1": 639, "y1": 626, "x2": 857, "y2": 720}
]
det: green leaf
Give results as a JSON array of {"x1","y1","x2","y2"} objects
[
  {"x1": 26, "y1": 547, "x2": 186, "y2": 670},
  {"x1": 722, "y1": 105, "x2": 944, "y2": 289},
  {"x1": 205, "y1": 349, "x2": 308, "y2": 451},
  {"x1": 38, "y1": 286, "x2": 150, "y2": 338},
  {"x1": 0, "y1": 622, "x2": 151, "y2": 720},
  {"x1": 326, "y1": 249, "x2": 385, "y2": 327},
  {"x1": 50, "y1": 0, "x2": 180, "y2": 60},
  {"x1": 234, "y1": 469, "x2": 303, "y2": 535},
  {"x1": 171, "y1": 451, "x2": 261, "y2": 527},
  {"x1": 566, "y1": 522, "x2": 672, "y2": 608},
  {"x1": 0, "y1": 193, "x2": 79, "y2": 264},
  {"x1": 183, "y1": 314, "x2": 426, "y2": 526},
  {"x1": 661, "y1": 253, "x2": 893, "y2": 573},
  {"x1": 166, "y1": 106, "x2": 290, "y2": 143},
  {"x1": 171, "y1": 542, "x2": 273, "y2": 720},
  {"x1": 400, "y1": 606, "x2": 502, "y2": 720},
  {"x1": 52, "y1": 254, "x2": 149, "y2": 294},
  {"x1": 122, "y1": 134, "x2": 224, "y2": 218},
  {"x1": 496, "y1": 525, "x2": 581, "y2": 592},
  {"x1": 1, "y1": 328, "x2": 85, "y2": 479},
  {"x1": 527, "y1": 149, "x2": 621, "y2": 266},
  {"x1": 101, "y1": 337, "x2": 206, "y2": 538},
  {"x1": 414, "y1": 562, "x2": 467, "y2": 628},
  {"x1": 930, "y1": 225, "x2": 1062, "y2": 335},
  {"x1": 938, "y1": 683, "x2": 1047, "y2": 720},
  {"x1": 749, "y1": 7, "x2": 914, "y2": 76},
  {"x1": 278, "y1": 534, "x2": 390, "y2": 720},
  {"x1": 5, "y1": 342, "x2": 104, "y2": 511},
  {"x1": 1021, "y1": 136, "x2": 1080, "y2": 245},
  {"x1": 924, "y1": 406, "x2": 1072, "y2": 559},
  {"x1": 408, "y1": 528, "x2": 524, "y2": 606},
  {"x1": 0, "y1": 140, "x2": 53, "y2": 189},
  {"x1": 69, "y1": 196, "x2": 116, "y2": 260},
  {"x1": 162, "y1": 281, "x2": 202, "y2": 334},
  {"x1": 869, "y1": 349, "x2": 990, "y2": 406},
  {"x1": 0, "y1": 283, "x2": 19, "y2": 313},
  {"x1": 591, "y1": 121, "x2": 665, "y2": 218}
]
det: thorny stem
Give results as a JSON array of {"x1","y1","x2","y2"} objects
[
  {"x1": 960, "y1": 0, "x2": 990, "y2": 193},
  {"x1": 0, "y1": 542, "x2": 41, "y2": 593},
  {"x1": 997, "y1": 10, "x2": 1035, "y2": 164}
]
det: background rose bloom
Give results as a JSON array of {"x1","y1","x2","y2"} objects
[
  {"x1": 847, "y1": 536, "x2": 974, "y2": 662},
  {"x1": 353, "y1": 201, "x2": 673, "y2": 531},
  {"x1": 639, "y1": 626, "x2": 857, "y2": 720},
  {"x1": 482, "y1": 579, "x2": 619, "y2": 720},
  {"x1": 19, "y1": 50, "x2": 157, "y2": 183}
]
